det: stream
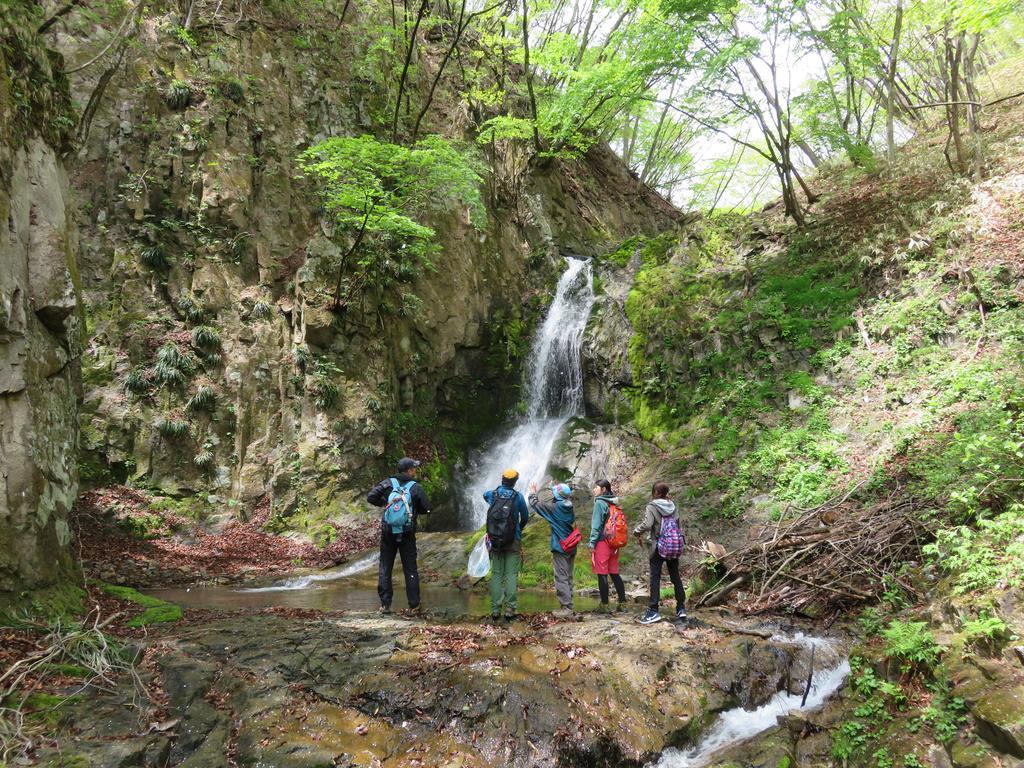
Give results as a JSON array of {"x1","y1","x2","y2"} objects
[
  {"x1": 146, "y1": 552, "x2": 604, "y2": 615},
  {"x1": 652, "y1": 634, "x2": 850, "y2": 768}
]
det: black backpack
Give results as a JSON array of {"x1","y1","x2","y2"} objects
[{"x1": 486, "y1": 489, "x2": 519, "y2": 549}]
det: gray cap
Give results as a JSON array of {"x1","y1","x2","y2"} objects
[{"x1": 397, "y1": 457, "x2": 421, "y2": 472}]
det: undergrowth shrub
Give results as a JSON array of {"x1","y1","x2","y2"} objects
[
  {"x1": 186, "y1": 386, "x2": 216, "y2": 412},
  {"x1": 881, "y1": 620, "x2": 940, "y2": 673}
]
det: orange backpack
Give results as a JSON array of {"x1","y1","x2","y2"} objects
[{"x1": 602, "y1": 502, "x2": 628, "y2": 549}]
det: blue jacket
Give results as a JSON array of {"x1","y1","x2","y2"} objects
[
  {"x1": 529, "y1": 494, "x2": 576, "y2": 553},
  {"x1": 483, "y1": 486, "x2": 529, "y2": 543},
  {"x1": 589, "y1": 495, "x2": 619, "y2": 547}
]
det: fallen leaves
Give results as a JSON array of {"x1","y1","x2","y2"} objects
[
  {"x1": 73, "y1": 486, "x2": 377, "y2": 588},
  {"x1": 555, "y1": 644, "x2": 588, "y2": 659}
]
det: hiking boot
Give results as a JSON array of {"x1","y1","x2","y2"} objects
[
  {"x1": 615, "y1": 601, "x2": 628, "y2": 613},
  {"x1": 675, "y1": 607, "x2": 688, "y2": 621},
  {"x1": 379, "y1": 605, "x2": 392, "y2": 615},
  {"x1": 595, "y1": 602, "x2": 610, "y2": 614},
  {"x1": 487, "y1": 613, "x2": 501, "y2": 625},
  {"x1": 504, "y1": 613, "x2": 519, "y2": 623},
  {"x1": 552, "y1": 608, "x2": 574, "y2": 619},
  {"x1": 401, "y1": 605, "x2": 423, "y2": 618},
  {"x1": 639, "y1": 609, "x2": 662, "y2": 625}
]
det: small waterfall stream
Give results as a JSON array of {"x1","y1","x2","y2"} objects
[
  {"x1": 651, "y1": 635, "x2": 850, "y2": 768},
  {"x1": 463, "y1": 257, "x2": 594, "y2": 571}
]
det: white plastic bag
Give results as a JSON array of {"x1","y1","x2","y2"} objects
[{"x1": 466, "y1": 535, "x2": 490, "y2": 578}]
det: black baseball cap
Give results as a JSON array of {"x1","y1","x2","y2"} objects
[{"x1": 397, "y1": 457, "x2": 421, "y2": 472}]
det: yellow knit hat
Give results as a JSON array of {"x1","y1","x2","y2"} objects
[{"x1": 502, "y1": 469, "x2": 520, "y2": 480}]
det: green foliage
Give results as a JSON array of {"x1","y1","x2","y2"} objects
[
  {"x1": 165, "y1": 79, "x2": 192, "y2": 110},
  {"x1": 297, "y1": 134, "x2": 485, "y2": 308},
  {"x1": 959, "y1": 612, "x2": 1011, "y2": 650},
  {"x1": 155, "y1": 417, "x2": 191, "y2": 439},
  {"x1": 308, "y1": 357, "x2": 342, "y2": 411},
  {"x1": 153, "y1": 343, "x2": 193, "y2": 389},
  {"x1": 115, "y1": 511, "x2": 164, "y2": 539},
  {"x1": 881, "y1": 620, "x2": 940, "y2": 671},
  {"x1": 193, "y1": 449, "x2": 215, "y2": 471},
  {"x1": 190, "y1": 325, "x2": 220, "y2": 349},
  {"x1": 217, "y1": 76, "x2": 245, "y2": 103},
  {"x1": 185, "y1": 385, "x2": 216, "y2": 412},
  {"x1": 917, "y1": 680, "x2": 967, "y2": 742},
  {"x1": 140, "y1": 244, "x2": 169, "y2": 271},
  {"x1": 832, "y1": 659, "x2": 908, "y2": 761},
  {"x1": 251, "y1": 298, "x2": 273, "y2": 320},
  {"x1": 172, "y1": 24, "x2": 197, "y2": 50},
  {"x1": 476, "y1": 115, "x2": 537, "y2": 144},
  {"x1": 923, "y1": 496, "x2": 1024, "y2": 597},
  {"x1": 177, "y1": 295, "x2": 205, "y2": 324},
  {"x1": 123, "y1": 368, "x2": 150, "y2": 396}
]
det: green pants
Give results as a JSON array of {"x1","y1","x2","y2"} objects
[{"x1": 490, "y1": 548, "x2": 522, "y2": 616}]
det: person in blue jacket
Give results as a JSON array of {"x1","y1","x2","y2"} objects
[
  {"x1": 528, "y1": 482, "x2": 577, "y2": 618},
  {"x1": 483, "y1": 469, "x2": 530, "y2": 622}
]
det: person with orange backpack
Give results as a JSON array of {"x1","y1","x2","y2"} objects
[{"x1": 588, "y1": 479, "x2": 627, "y2": 613}]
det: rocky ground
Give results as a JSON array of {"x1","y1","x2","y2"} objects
[{"x1": 28, "y1": 607, "x2": 843, "y2": 768}]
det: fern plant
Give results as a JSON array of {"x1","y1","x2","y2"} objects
[
  {"x1": 177, "y1": 295, "x2": 205, "y2": 324},
  {"x1": 310, "y1": 378, "x2": 339, "y2": 410},
  {"x1": 140, "y1": 244, "x2": 169, "y2": 271},
  {"x1": 193, "y1": 449, "x2": 215, "y2": 471},
  {"x1": 882, "y1": 620, "x2": 941, "y2": 672},
  {"x1": 165, "y1": 79, "x2": 192, "y2": 110},
  {"x1": 155, "y1": 417, "x2": 190, "y2": 438},
  {"x1": 191, "y1": 325, "x2": 220, "y2": 349},
  {"x1": 186, "y1": 386, "x2": 216, "y2": 412},
  {"x1": 153, "y1": 343, "x2": 193, "y2": 388},
  {"x1": 251, "y1": 298, "x2": 272, "y2": 320},
  {"x1": 123, "y1": 369, "x2": 151, "y2": 396}
]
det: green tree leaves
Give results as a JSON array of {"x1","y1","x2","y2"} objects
[{"x1": 297, "y1": 134, "x2": 485, "y2": 309}]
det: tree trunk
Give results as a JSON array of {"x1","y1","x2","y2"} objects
[
  {"x1": 886, "y1": 0, "x2": 904, "y2": 163},
  {"x1": 520, "y1": 0, "x2": 543, "y2": 154},
  {"x1": 391, "y1": 0, "x2": 431, "y2": 143}
]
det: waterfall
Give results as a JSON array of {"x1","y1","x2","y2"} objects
[{"x1": 463, "y1": 257, "x2": 595, "y2": 537}]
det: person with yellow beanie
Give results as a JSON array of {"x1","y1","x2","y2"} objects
[{"x1": 483, "y1": 469, "x2": 530, "y2": 622}]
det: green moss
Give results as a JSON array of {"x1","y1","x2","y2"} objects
[
  {"x1": 38, "y1": 662, "x2": 91, "y2": 678},
  {"x1": 97, "y1": 583, "x2": 183, "y2": 627},
  {"x1": 465, "y1": 528, "x2": 487, "y2": 554},
  {"x1": 2, "y1": 584, "x2": 86, "y2": 624},
  {"x1": 128, "y1": 603, "x2": 183, "y2": 627},
  {"x1": 17, "y1": 692, "x2": 82, "y2": 726}
]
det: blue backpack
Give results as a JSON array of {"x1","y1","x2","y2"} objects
[{"x1": 384, "y1": 479, "x2": 415, "y2": 535}]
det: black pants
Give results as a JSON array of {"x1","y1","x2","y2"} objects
[
  {"x1": 649, "y1": 552, "x2": 685, "y2": 612},
  {"x1": 378, "y1": 526, "x2": 420, "y2": 609},
  {"x1": 598, "y1": 573, "x2": 626, "y2": 604}
]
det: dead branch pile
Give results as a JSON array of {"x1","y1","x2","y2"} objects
[{"x1": 699, "y1": 488, "x2": 931, "y2": 615}]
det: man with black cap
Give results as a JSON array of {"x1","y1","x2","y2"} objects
[{"x1": 367, "y1": 457, "x2": 431, "y2": 614}]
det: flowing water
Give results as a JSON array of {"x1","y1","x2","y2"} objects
[
  {"x1": 462, "y1": 257, "x2": 594, "y2": 571},
  {"x1": 147, "y1": 577, "x2": 602, "y2": 614},
  {"x1": 651, "y1": 634, "x2": 850, "y2": 768},
  {"x1": 232, "y1": 552, "x2": 382, "y2": 593}
]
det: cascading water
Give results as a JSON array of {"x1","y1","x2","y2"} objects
[
  {"x1": 464, "y1": 256, "x2": 594, "y2": 574},
  {"x1": 650, "y1": 635, "x2": 850, "y2": 768}
]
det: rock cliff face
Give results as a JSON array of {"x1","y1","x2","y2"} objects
[
  {"x1": 56, "y1": 1, "x2": 679, "y2": 528},
  {"x1": 0, "y1": 2, "x2": 81, "y2": 599}
]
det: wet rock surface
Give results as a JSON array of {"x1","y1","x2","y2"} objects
[{"x1": 38, "y1": 610, "x2": 833, "y2": 767}]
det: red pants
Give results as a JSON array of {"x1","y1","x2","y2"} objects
[{"x1": 591, "y1": 539, "x2": 620, "y2": 575}]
